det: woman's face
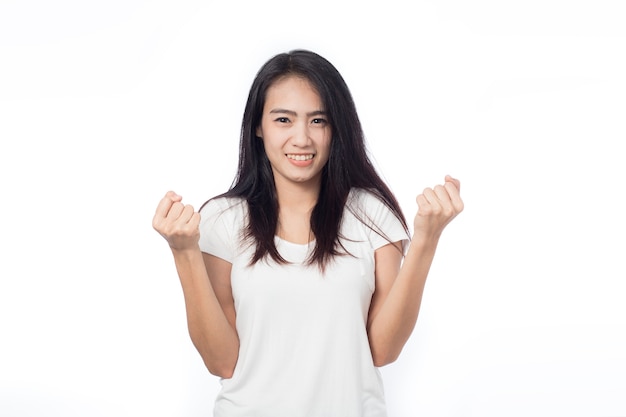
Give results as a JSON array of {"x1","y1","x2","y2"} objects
[{"x1": 256, "y1": 76, "x2": 332, "y2": 191}]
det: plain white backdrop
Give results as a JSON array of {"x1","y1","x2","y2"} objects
[{"x1": 1, "y1": 1, "x2": 625, "y2": 416}]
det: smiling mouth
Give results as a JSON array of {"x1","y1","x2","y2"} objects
[{"x1": 286, "y1": 154, "x2": 314, "y2": 161}]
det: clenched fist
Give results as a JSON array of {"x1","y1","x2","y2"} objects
[
  {"x1": 152, "y1": 191, "x2": 201, "y2": 251},
  {"x1": 413, "y1": 175, "x2": 464, "y2": 241}
]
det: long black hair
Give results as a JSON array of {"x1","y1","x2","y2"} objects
[{"x1": 205, "y1": 49, "x2": 408, "y2": 269}]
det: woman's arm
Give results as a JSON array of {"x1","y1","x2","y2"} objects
[
  {"x1": 367, "y1": 176, "x2": 463, "y2": 366},
  {"x1": 153, "y1": 191, "x2": 239, "y2": 378}
]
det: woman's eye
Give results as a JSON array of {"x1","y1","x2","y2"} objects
[
  {"x1": 275, "y1": 117, "x2": 290, "y2": 123},
  {"x1": 312, "y1": 118, "x2": 327, "y2": 125}
]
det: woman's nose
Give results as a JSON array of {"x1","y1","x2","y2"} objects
[{"x1": 290, "y1": 123, "x2": 310, "y2": 146}]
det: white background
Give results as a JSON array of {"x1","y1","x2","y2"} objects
[{"x1": 1, "y1": 1, "x2": 625, "y2": 416}]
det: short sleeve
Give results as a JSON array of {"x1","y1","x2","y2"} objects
[
  {"x1": 198, "y1": 197, "x2": 241, "y2": 263},
  {"x1": 353, "y1": 189, "x2": 410, "y2": 254}
]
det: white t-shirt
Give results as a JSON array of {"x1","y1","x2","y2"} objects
[{"x1": 199, "y1": 188, "x2": 409, "y2": 417}]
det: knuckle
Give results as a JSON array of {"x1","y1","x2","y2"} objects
[
  {"x1": 152, "y1": 218, "x2": 166, "y2": 232},
  {"x1": 162, "y1": 224, "x2": 176, "y2": 236},
  {"x1": 419, "y1": 205, "x2": 433, "y2": 215}
]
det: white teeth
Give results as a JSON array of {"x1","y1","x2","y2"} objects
[{"x1": 287, "y1": 154, "x2": 314, "y2": 161}]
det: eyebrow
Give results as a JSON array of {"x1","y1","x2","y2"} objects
[{"x1": 269, "y1": 108, "x2": 327, "y2": 117}]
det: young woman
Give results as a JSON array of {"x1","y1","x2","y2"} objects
[{"x1": 152, "y1": 49, "x2": 463, "y2": 417}]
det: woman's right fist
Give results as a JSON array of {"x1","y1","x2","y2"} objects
[{"x1": 152, "y1": 191, "x2": 201, "y2": 251}]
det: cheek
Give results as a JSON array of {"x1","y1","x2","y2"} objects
[
  {"x1": 323, "y1": 134, "x2": 332, "y2": 155},
  {"x1": 261, "y1": 129, "x2": 282, "y2": 150},
  {"x1": 319, "y1": 140, "x2": 332, "y2": 165},
  {"x1": 316, "y1": 128, "x2": 332, "y2": 151}
]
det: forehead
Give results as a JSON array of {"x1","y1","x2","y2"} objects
[{"x1": 264, "y1": 76, "x2": 323, "y2": 110}]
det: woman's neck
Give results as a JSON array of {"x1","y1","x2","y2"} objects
[
  {"x1": 274, "y1": 178, "x2": 320, "y2": 244},
  {"x1": 274, "y1": 176, "x2": 320, "y2": 212}
]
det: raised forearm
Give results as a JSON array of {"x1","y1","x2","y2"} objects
[
  {"x1": 368, "y1": 238, "x2": 438, "y2": 366},
  {"x1": 172, "y1": 248, "x2": 239, "y2": 378},
  {"x1": 368, "y1": 175, "x2": 463, "y2": 366}
]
